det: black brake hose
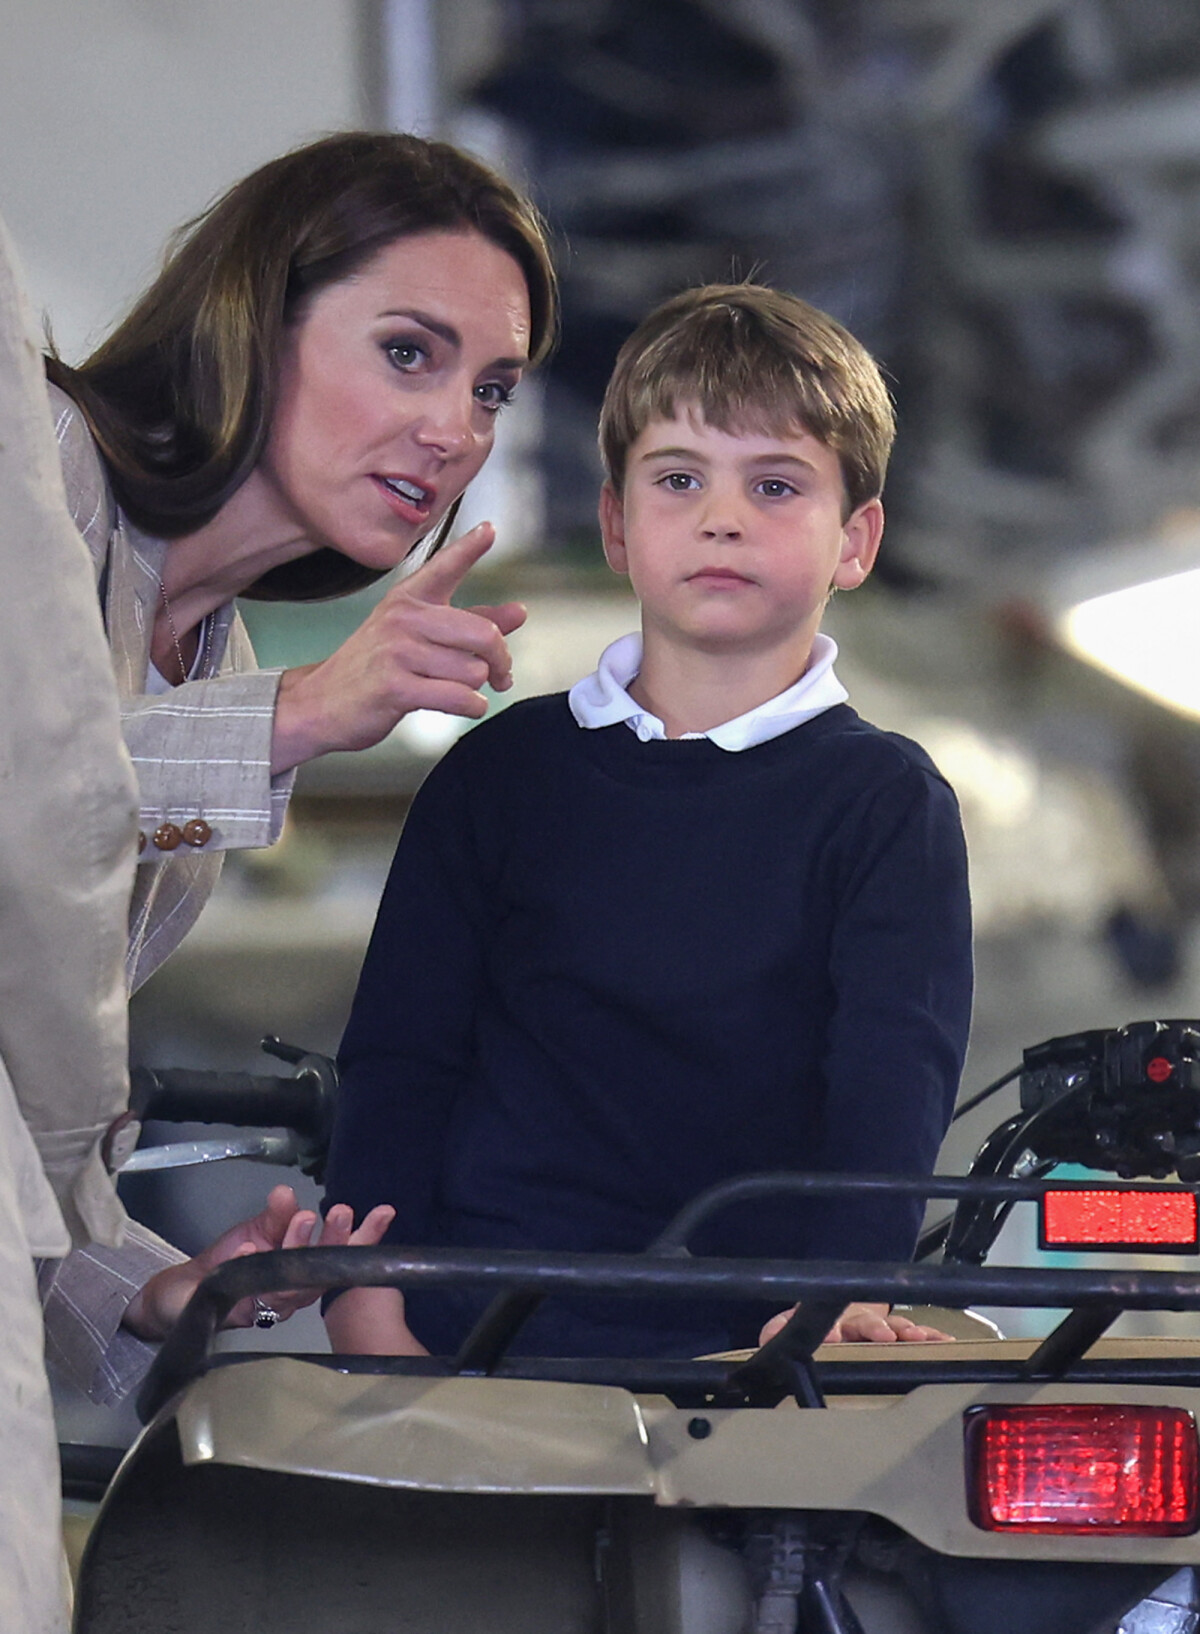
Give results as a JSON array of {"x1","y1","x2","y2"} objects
[
  {"x1": 946, "y1": 1087, "x2": 1094, "y2": 1262},
  {"x1": 951, "y1": 1063, "x2": 1022, "y2": 1124},
  {"x1": 920, "y1": 1065, "x2": 1024, "y2": 1262},
  {"x1": 939, "y1": 1113, "x2": 1028, "y2": 1263}
]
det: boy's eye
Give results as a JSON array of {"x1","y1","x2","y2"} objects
[
  {"x1": 474, "y1": 380, "x2": 517, "y2": 413},
  {"x1": 756, "y1": 478, "x2": 798, "y2": 498},
  {"x1": 384, "y1": 340, "x2": 428, "y2": 372},
  {"x1": 658, "y1": 471, "x2": 699, "y2": 491}
]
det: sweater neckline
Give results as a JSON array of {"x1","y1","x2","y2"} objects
[{"x1": 569, "y1": 698, "x2": 861, "y2": 784}]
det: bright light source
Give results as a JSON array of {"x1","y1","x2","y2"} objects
[
  {"x1": 966, "y1": 1404, "x2": 1200, "y2": 1535},
  {"x1": 1040, "y1": 1187, "x2": 1199, "y2": 1252},
  {"x1": 392, "y1": 710, "x2": 469, "y2": 756},
  {"x1": 1060, "y1": 566, "x2": 1200, "y2": 718}
]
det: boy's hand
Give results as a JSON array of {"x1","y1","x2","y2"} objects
[
  {"x1": 122, "y1": 1186, "x2": 395, "y2": 1341},
  {"x1": 323, "y1": 1284, "x2": 430, "y2": 1356},
  {"x1": 758, "y1": 1301, "x2": 954, "y2": 1346}
]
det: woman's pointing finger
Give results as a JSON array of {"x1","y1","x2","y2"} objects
[{"x1": 406, "y1": 521, "x2": 496, "y2": 605}]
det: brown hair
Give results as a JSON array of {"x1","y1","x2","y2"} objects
[
  {"x1": 47, "y1": 131, "x2": 558, "y2": 600},
  {"x1": 598, "y1": 283, "x2": 894, "y2": 515}
]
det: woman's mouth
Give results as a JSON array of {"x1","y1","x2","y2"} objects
[{"x1": 373, "y1": 474, "x2": 437, "y2": 522}]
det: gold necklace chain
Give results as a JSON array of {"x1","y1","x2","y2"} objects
[{"x1": 158, "y1": 579, "x2": 189, "y2": 686}]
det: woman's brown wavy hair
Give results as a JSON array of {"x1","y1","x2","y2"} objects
[{"x1": 46, "y1": 131, "x2": 558, "y2": 601}]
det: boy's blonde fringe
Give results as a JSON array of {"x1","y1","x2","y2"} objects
[{"x1": 598, "y1": 283, "x2": 895, "y2": 515}]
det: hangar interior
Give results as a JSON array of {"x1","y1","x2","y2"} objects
[{"x1": 7, "y1": 0, "x2": 1200, "y2": 1443}]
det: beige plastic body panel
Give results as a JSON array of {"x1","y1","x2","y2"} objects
[
  {"x1": 177, "y1": 1360, "x2": 658, "y2": 1495},
  {"x1": 173, "y1": 1343, "x2": 1200, "y2": 1564},
  {"x1": 644, "y1": 1379, "x2": 1200, "y2": 1564}
]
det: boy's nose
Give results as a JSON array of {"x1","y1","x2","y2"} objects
[
  {"x1": 697, "y1": 484, "x2": 746, "y2": 539},
  {"x1": 699, "y1": 509, "x2": 744, "y2": 541}
]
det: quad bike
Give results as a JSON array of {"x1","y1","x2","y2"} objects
[{"x1": 67, "y1": 1020, "x2": 1200, "y2": 1633}]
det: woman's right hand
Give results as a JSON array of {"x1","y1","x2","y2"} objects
[{"x1": 270, "y1": 521, "x2": 526, "y2": 774}]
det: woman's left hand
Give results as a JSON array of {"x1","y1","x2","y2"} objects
[
  {"x1": 758, "y1": 1301, "x2": 954, "y2": 1346},
  {"x1": 122, "y1": 1185, "x2": 395, "y2": 1341}
]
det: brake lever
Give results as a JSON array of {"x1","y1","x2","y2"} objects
[{"x1": 117, "y1": 1130, "x2": 305, "y2": 1173}]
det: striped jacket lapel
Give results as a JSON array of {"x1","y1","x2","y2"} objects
[{"x1": 102, "y1": 518, "x2": 160, "y2": 696}]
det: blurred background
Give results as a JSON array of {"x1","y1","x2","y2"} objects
[{"x1": 7, "y1": 0, "x2": 1200, "y2": 1431}]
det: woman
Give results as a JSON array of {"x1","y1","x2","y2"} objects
[
  {"x1": 38, "y1": 130, "x2": 559, "y2": 1398},
  {"x1": 48, "y1": 129, "x2": 557, "y2": 990},
  {"x1": 0, "y1": 209, "x2": 140, "y2": 1633}
]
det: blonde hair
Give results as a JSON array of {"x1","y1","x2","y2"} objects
[{"x1": 598, "y1": 283, "x2": 894, "y2": 514}]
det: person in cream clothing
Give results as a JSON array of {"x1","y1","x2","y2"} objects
[{"x1": 0, "y1": 212, "x2": 138, "y2": 1633}]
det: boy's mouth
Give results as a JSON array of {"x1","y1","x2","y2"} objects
[{"x1": 688, "y1": 566, "x2": 755, "y2": 586}]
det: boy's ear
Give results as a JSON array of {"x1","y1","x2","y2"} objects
[
  {"x1": 598, "y1": 481, "x2": 628, "y2": 575},
  {"x1": 832, "y1": 498, "x2": 884, "y2": 591}
]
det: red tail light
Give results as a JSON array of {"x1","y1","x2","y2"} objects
[
  {"x1": 1040, "y1": 1187, "x2": 1198, "y2": 1252},
  {"x1": 965, "y1": 1404, "x2": 1200, "y2": 1535}
]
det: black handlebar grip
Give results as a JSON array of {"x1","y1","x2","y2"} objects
[{"x1": 129, "y1": 1064, "x2": 333, "y2": 1145}]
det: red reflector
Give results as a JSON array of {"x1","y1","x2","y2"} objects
[
  {"x1": 1040, "y1": 1188, "x2": 1198, "y2": 1252},
  {"x1": 1147, "y1": 1056, "x2": 1174, "y2": 1083},
  {"x1": 965, "y1": 1405, "x2": 1200, "y2": 1535}
]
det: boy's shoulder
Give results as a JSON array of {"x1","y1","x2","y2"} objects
[
  {"x1": 810, "y1": 706, "x2": 951, "y2": 787},
  {"x1": 771, "y1": 705, "x2": 961, "y2": 800},
  {"x1": 436, "y1": 692, "x2": 574, "y2": 769}
]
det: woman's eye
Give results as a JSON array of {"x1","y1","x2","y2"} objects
[
  {"x1": 474, "y1": 381, "x2": 517, "y2": 413},
  {"x1": 384, "y1": 340, "x2": 427, "y2": 372}
]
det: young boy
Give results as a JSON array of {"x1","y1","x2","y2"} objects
[{"x1": 323, "y1": 284, "x2": 973, "y2": 1359}]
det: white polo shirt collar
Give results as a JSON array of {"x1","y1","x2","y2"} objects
[{"x1": 568, "y1": 631, "x2": 848, "y2": 751}]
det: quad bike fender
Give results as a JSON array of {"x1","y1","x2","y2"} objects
[{"x1": 173, "y1": 1355, "x2": 1200, "y2": 1564}]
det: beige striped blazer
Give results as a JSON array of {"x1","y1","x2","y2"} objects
[
  {"x1": 50, "y1": 385, "x2": 295, "y2": 992},
  {"x1": 1, "y1": 215, "x2": 141, "y2": 1628},
  {"x1": 0, "y1": 239, "x2": 137, "y2": 1256}
]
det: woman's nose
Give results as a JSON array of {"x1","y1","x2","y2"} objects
[{"x1": 412, "y1": 387, "x2": 481, "y2": 460}]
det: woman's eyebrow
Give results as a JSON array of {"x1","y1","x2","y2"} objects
[
  {"x1": 378, "y1": 307, "x2": 528, "y2": 370},
  {"x1": 379, "y1": 307, "x2": 461, "y2": 345}
]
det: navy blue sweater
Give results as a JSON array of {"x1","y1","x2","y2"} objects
[{"x1": 324, "y1": 696, "x2": 973, "y2": 1356}]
